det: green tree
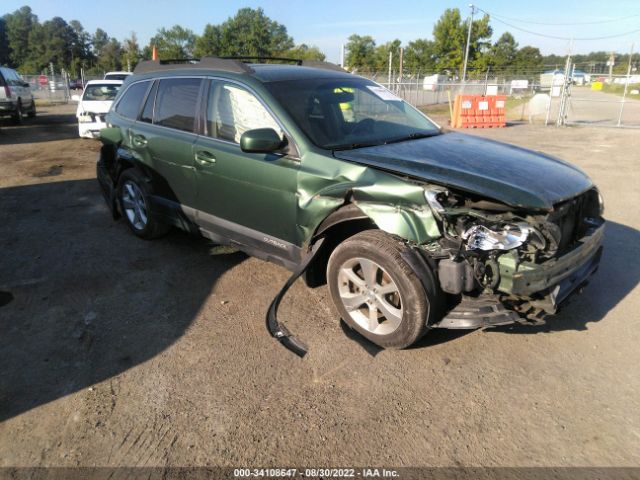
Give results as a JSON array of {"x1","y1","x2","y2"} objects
[
  {"x1": 345, "y1": 34, "x2": 376, "y2": 70},
  {"x1": 97, "y1": 38, "x2": 122, "y2": 71},
  {"x1": 489, "y1": 32, "x2": 518, "y2": 72},
  {"x1": 121, "y1": 32, "x2": 140, "y2": 71},
  {"x1": 282, "y1": 44, "x2": 325, "y2": 61},
  {"x1": 513, "y1": 46, "x2": 543, "y2": 75},
  {"x1": 374, "y1": 39, "x2": 401, "y2": 71},
  {"x1": 431, "y1": 8, "x2": 492, "y2": 75},
  {"x1": 92, "y1": 28, "x2": 109, "y2": 58},
  {"x1": 25, "y1": 17, "x2": 75, "y2": 72},
  {"x1": 3, "y1": 6, "x2": 38, "y2": 68},
  {"x1": 216, "y1": 8, "x2": 293, "y2": 57},
  {"x1": 69, "y1": 20, "x2": 92, "y2": 76},
  {"x1": 148, "y1": 25, "x2": 196, "y2": 59},
  {"x1": 404, "y1": 39, "x2": 436, "y2": 72},
  {"x1": 194, "y1": 24, "x2": 221, "y2": 58},
  {"x1": 0, "y1": 17, "x2": 10, "y2": 66}
]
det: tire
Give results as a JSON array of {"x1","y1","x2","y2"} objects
[
  {"x1": 27, "y1": 100, "x2": 36, "y2": 118},
  {"x1": 116, "y1": 168, "x2": 170, "y2": 239},
  {"x1": 327, "y1": 230, "x2": 439, "y2": 349},
  {"x1": 11, "y1": 100, "x2": 23, "y2": 125}
]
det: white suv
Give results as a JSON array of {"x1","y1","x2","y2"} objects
[{"x1": 0, "y1": 66, "x2": 36, "y2": 124}]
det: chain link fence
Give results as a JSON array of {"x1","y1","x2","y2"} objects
[{"x1": 22, "y1": 73, "x2": 104, "y2": 103}]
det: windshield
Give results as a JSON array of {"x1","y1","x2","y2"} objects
[
  {"x1": 83, "y1": 84, "x2": 121, "y2": 101},
  {"x1": 264, "y1": 77, "x2": 439, "y2": 150}
]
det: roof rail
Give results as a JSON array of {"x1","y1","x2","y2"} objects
[
  {"x1": 133, "y1": 57, "x2": 253, "y2": 75},
  {"x1": 301, "y1": 60, "x2": 347, "y2": 73},
  {"x1": 132, "y1": 56, "x2": 348, "y2": 75},
  {"x1": 221, "y1": 56, "x2": 303, "y2": 65}
]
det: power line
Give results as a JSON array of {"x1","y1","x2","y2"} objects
[
  {"x1": 479, "y1": 10, "x2": 640, "y2": 26},
  {"x1": 476, "y1": 6, "x2": 640, "y2": 41}
]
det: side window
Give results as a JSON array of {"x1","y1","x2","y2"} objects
[
  {"x1": 154, "y1": 78, "x2": 202, "y2": 132},
  {"x1": 140, "y1": 81, "x2": 158, "y2": 123},
  {"x1": 115, "y1": 81, "x2": 150, "y2": 119},
  {"x1": 207, "y1": 81, "x2": 281, "y2": 144}
]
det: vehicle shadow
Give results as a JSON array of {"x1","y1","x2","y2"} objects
[
  {"x1": 490, "y1": 220, "x2": 640, "y2": 334},
  {"x1": 0, "y1": 179, "x2": 245, "y2": 422},
  {"x1": 0, "y1": 107, "x2": 79, "y2": 144}
]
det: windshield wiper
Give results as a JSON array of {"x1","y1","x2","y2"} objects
[
  {"x1": 330, "y1": 141, "x2": 384, "y2": 151},
  {"x1": 330, "y1": 131, "x2": 440, "y2": 151},
  {"x1": 383, "y1": 131, "x2": 441, "y2": 145}
]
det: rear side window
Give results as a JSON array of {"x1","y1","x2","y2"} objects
[
  {"x1": 154, "y1": 78, "x2": 202, "y2": 132},
  {"x1": 140, "y1": 81, "x2": 158, "y2": 124},
  {"x1": 115, "y1": 81, "x2": 150, "y2": 119}
]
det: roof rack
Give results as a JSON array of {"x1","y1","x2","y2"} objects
[
  {"x1": 133, "y1": 57, "x2": 253, "y2": 75},
  {"x1": 222, "y1": 56, "x2": 303, "y2": 65},
  {"x1": 221, "y1": 57, "x2": 347, "y2": 73},
  {"x1": 133, "y1": 56, "x2": 348, "y2": 75}
]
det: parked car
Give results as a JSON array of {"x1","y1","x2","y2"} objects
[
  {"x1": 69, "y1": 78, "x2": 84, "y2": 90},
  {"x1": 0, "y1": 66, "x2": 37, "y2": 123},
  {"x1": 72, "y1": 79, "x2": 122, "y2": 138},
  {"x1": 104, "y1": 71, "x2": 132, "y2": 81},
  {"x1": 97, "y1": 58, "x2": 604, "y2": 354}
]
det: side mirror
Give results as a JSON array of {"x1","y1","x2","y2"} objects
[
  {"x1": 240, "y1": 128, "x2": 284, "y2": 154},
  {"x1": 99, "y1": 127, "x2": 122, "y2": 145},
  {"x1": 71, "y1": 94, "x2": 81, "y2": 102},
  {"x1": 22, "y1": 82, "x2": 30, "y2": 88}
]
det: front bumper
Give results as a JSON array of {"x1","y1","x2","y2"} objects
[
  {"x1": 78, "y1": 119, "x2": 107, "y2": 139},
  {"x1": 433, "y1": 222, "x2": 604, "y2": 329},
  {"x1": 500, "y1": 222, "x2": 604, "y2": 298}
]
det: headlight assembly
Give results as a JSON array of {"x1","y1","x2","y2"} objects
[{"x1": 462, "y1": 223, "x2": 544, "y2": 251}]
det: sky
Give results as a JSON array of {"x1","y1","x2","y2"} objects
[{"x1": 3, "y1": 0, "x2": 640, "y2": 63}]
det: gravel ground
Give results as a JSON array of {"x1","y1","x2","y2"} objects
[{"x1": 0, "y1": 104, "x2": 639, "y2": 470}]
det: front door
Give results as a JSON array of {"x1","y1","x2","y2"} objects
[{"x1": 193, "y1": 79, "x2": 300, "y2": 256}]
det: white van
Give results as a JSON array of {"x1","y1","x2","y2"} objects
[
  {"x1": 72, "y1": 80, "x2": 122, "y2": 138},
  {"x1": 0, "y1": 66, "x2": 36, "y2": 123}
]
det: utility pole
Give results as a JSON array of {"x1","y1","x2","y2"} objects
[
  {"x1": 617, "y1": 42, "x2": 634, "y2": 126},
  {"x1": 399, "y1": 47, "x2": 404, "y2": 83},
  {"x1": 462, "y1": 3, "x2": 475, "y2": 83},
  {"x1": 340, "y1": 44, "x2": 345, "y2": 68},
  {"x1": 388, "y1": 51, "x2": 393, "y2": 90},
  {"x1": 608, "y1": 52, "x2": 615, "y2": 82}
]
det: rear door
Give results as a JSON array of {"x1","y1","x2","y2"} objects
[
  {"x1": 129, "y1": 77, "x2": 204, "y2": 208},
  {"x1": 192, "y1": 79, "x2": 300, "y2": 257}
]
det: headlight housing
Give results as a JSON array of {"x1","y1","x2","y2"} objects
[
  {"x1": 78, "y1": 113, "x2": 93, "y2": 123},
  {"x1": 462, "y1": 223, "x2": 542, "y2": 251},
  {"x1": 597, "y1": 190, "x2": 605, "y2": 216}
]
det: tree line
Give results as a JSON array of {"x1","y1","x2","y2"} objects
[
  {"x1": 0, "y1": 5, "x2": 635, "y2": 77},
  {"x1": 346, "y1": 8, "x2": 636, "y2": 77},
  {"x1": 0, "y1": 6, "x2": 325, "y2": 76}
]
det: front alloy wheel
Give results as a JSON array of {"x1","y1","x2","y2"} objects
[
  {"x1": 337, "y1": 257, "x2": 403, "y2": 335},
  {"x1": 327, "y1": 230, "x2": 441, "y2": 349}
]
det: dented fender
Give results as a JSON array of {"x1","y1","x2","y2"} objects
[{"x1": 295, "y1": 151, "x2": 441, "y2": 246}]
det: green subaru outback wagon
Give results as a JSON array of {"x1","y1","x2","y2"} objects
[{"x1": 97, "y1": 57, "x2": 604, "y2": 354}]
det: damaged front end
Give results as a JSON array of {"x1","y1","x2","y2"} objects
[{"x1": 421, "y1": 185, "x2": 605, "y2": 328}]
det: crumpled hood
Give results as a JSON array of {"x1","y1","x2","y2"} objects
[
  {"x1": 333, "y1": 132, "x2": 593, "y2": 210},
  {"x1": 77, "y1": 100, "x2": 113, "y2": 115}
]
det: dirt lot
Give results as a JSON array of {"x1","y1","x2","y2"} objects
[{"x1": 1, "y1": 104, "x2": 639, "y2": 470}]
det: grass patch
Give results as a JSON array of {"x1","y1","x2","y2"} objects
[{"x1": 601, "y1": 83, "x2": 640, "y2": 97}]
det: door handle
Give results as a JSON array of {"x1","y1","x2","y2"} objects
[
  {"x1": 194, "y1": 150, "x2": 216, "y2": 165},
  {"x1": 132, "y1": 134, "x2": 147, "y2": 147}
]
